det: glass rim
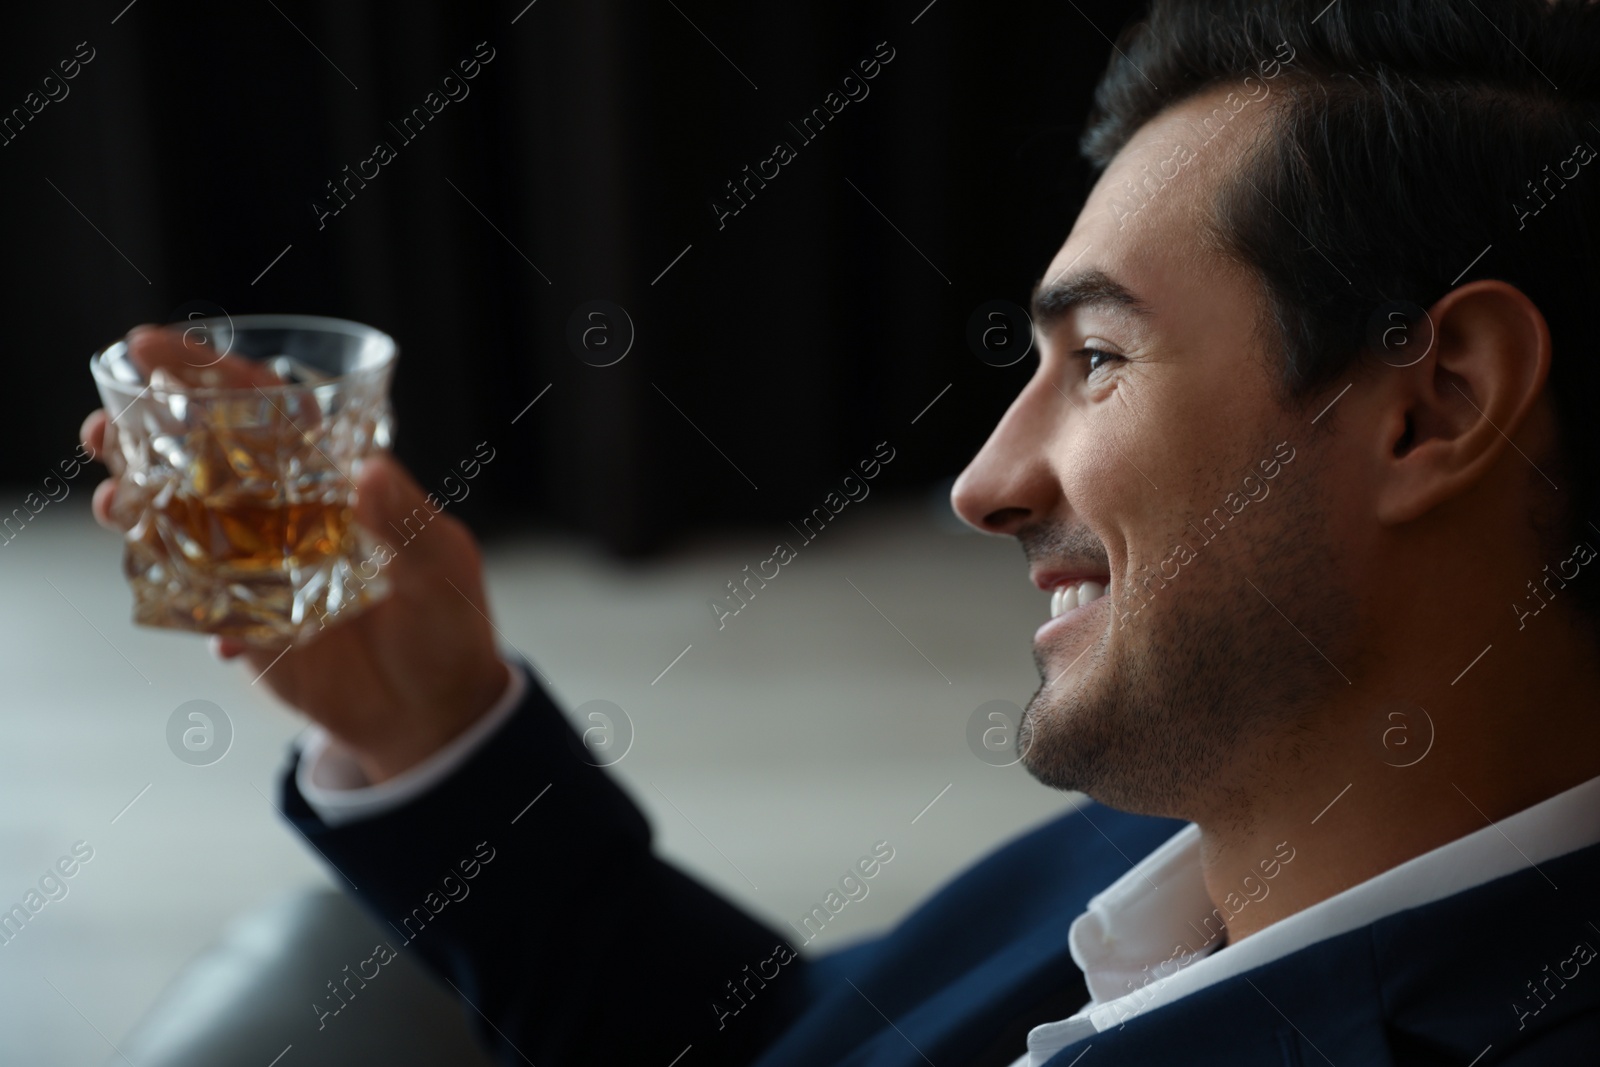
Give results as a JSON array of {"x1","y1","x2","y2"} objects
[{"x1": 89, "y1": 313, "x2": 398, "y2": 399}]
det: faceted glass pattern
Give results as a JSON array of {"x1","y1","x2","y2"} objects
[{"x1": 90, "y1": 316, "x2": 397, "y2": 645}]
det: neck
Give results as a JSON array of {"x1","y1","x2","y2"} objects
[{"x1": 1192, "y1": 613, "x2": 1600, "y2": 945}]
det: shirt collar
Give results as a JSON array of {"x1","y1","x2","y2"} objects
[{"x1": 1068, "y1": 822, "x2": 1215, "y2": 1005}]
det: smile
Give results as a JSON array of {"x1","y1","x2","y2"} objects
[
  {"x1": 1035, "y1": 577, "x2": 1114, "y2": 648},
  {"x1": 1050, "y1": 580, "x2": 1108, "y2": 618}
]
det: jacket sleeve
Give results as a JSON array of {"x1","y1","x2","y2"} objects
[{"x1": 277, "y1": 659, "x2": 814, "y2": 1066}]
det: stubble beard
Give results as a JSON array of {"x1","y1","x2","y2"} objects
[{"x1": 1016, "y1": 462, "x2": 1346, "y2": 821}]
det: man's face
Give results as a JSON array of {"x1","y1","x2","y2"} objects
[{"x1": 951, "y1": 87, "x2": 1362, "y2": 820}]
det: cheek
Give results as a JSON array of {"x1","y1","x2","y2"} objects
[
  {"x1": 1055, "y1": 431, "x2": 1129, "y2": 530},
  {"x1": 1057, "y1": 376, "x2": 1278, "y2": 606},
  {"x1": 1052, "y1": 395, "x2": 1177, "y2": 578}
]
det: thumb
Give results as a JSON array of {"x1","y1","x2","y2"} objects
[
  {"x1": 351, "y1": 452, "x2": 492, "y2": 619},
  {"x1": 352, "y1": 452, "x2": 462, "y2": 566}
]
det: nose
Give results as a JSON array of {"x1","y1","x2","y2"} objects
[{"x1": 950, "y1": 373, "x2": 1062, "y2": 536}]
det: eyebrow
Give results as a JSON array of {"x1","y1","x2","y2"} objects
[{"x1": 1029, "y1": 268, "x2": 1152, "y2": 333}]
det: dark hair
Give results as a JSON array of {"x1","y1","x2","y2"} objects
[{"x1": 1083, "y1": 0, "x2": 1600, "y2": 623}]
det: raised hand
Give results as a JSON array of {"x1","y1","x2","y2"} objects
[{"x1": 83, "y1": 325, "x2": 509, "y2": 783}]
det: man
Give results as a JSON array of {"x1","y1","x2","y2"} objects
[{"x1": 81, "y1": 0, "x2": 1600, "y2": 1063}]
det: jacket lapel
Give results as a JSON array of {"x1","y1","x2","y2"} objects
[
  {"x1": 753, "y1": 805, "x2": 1185, "y2": 1067},
  {"x1": 772, "y1": 909, "x2": 1087, "y2": 1067},
  {"x1": 1372, "y1": 839, "x2": 1600, "y2": 1062}
]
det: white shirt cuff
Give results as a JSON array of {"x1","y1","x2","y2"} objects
[{"x1": 295, "y1": 657, "x2": 528, "y2": 827}]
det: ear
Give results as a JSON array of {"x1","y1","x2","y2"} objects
[{"x1": 1373, "y1": 281, "x2": 1553, "y2": 525}]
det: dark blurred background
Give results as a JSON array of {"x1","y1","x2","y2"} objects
[
  {"x1": 2, "y1": 0, "x2": 1129, "y2": 554},
  {"x1": 0, "y1": 5, "x2": 1151, "y2": 1061}
]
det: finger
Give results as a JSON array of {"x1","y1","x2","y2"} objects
[
  {"x1": 79, "y1": 409, "x2": 107, "y2": 461},
  {"x1": 125, "y1": 323, "x2": 282, "y2": 390},
  {"x1": 207, "y1": 634, "x2": 251, "y2": 661},
  {"x1": 91, "y1": 479, "x2": 120, "y2": 530}
]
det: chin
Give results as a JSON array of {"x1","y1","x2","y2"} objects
[{"x1": 1016, "y1": 610, "x2": 1241, "y2": 818}]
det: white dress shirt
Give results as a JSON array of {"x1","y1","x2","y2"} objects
[{"x1": 293, "y1": 670, "x2": 1600, "y2": 1067}]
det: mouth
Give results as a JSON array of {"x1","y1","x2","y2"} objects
[
  {"x1": 1048, "y1": 579, "x2": 1109, "y2": 618},
  {"x1": 1032, "y1": 572, "x2": 1113, "y2": 647}
]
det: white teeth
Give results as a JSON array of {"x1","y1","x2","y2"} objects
[{"x1": 1051, "y1": 580, "x2": 1108, "y2": 618}]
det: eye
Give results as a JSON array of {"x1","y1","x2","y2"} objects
[{"x1": 1074, "y1": 347, "x2": 1125, "y2": 375}]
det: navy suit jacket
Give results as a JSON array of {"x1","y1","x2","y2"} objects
[{"x1": 281, "y1": 668, "x2": 1600, "y2": 1065}]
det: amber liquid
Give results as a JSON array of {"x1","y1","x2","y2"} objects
[
  {"x1": 118, "y1": 389, "x2": 391, "y2": 643},
  {"x1": 149, "y1": 492, "x2": 355, "y2": 575},
  {"x1": 125, "y1": 484, "x2": 368, "y2": 642}
]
